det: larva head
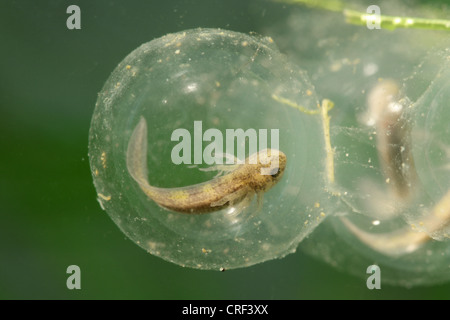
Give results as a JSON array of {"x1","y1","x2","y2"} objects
[
  {"x1": 365, "y1": 79, "x2": 401, "y2": 126},
  {"x1": 248, "y1": 149, "x2": 287, "y2": 191}
]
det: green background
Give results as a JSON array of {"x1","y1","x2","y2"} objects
[{"x1": 1, "y1": 0, "x2": 450, "y2": 299}]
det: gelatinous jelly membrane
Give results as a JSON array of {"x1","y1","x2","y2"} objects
[
  {"x1": 261, "y1": 2, "x2": 450, "y2": 286},
  {"x1": 302, "y1": 47, "x2": 450, "y2": 286},
  {"x1": 89, "y1": 28, "x2": 331, "y2": 270}
]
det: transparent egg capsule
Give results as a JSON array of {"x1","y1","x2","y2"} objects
[
  {"x1": 302, "y1": 47, "x2": 450, "y2": 286},
  {"x1": 88, "y1": 28, "x2": 331, "y2": 270}
]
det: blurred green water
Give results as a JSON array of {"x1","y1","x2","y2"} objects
[{"x1": 1, "y1": 0, "x2": 450, "y2": 299}]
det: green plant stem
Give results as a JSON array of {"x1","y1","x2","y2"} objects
[
  {"x1": 344, "y1": 9, "x2": 450, "y2": 31},
  {"x1": 274, "y1": 0, "x2": 450, "y2": 31}
]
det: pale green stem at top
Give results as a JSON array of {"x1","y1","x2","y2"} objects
[
  {"x1": 272, "y1": 0, "x2": 343, "y2": 12},
  {"x1": 273, "y1": 0, "x2": 450, "y2": 31}
]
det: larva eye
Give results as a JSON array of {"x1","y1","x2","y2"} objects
[
  {"x1": 88, "y1": 28, "x2": 331, "y2": 271},
  {"x1": 270, "y1": 168, "x2": 280, "y2": 178}
]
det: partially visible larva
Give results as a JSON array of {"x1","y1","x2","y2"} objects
[
  {"x1": 367, "y1": 79, "x2": 417, "y2": 200},
  {"x1": 340, "y1": 189, "x2": 450, "y2": 256},
  {"x1": 341, "y1": 80, "x2": 450, "y2": 257}
]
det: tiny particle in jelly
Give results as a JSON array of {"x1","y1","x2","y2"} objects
[
  {"x1": 101, "y1": 152, "x2": 107, "y2": 168},
  {"x1": 97, "y1": 198, "x2": 105, "y2": 211},
  {"x1": 98, "y1": 193, "x2": 111, "y2": 201}
]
